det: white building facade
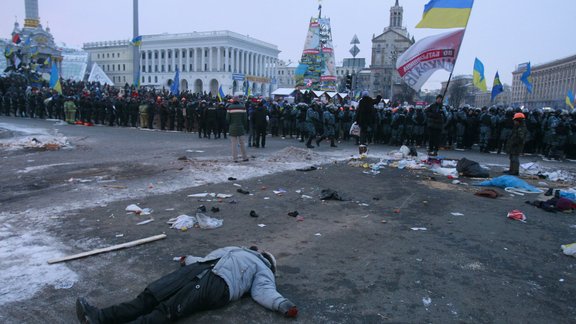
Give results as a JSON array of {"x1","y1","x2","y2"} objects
[
  {"x1": 83, "y1": 40, "x2": 134, "y2": 86},
  {"x1": 139, "y1": 31, "x2": 280, "y2": 96}
]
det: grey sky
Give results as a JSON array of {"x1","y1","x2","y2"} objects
[{"x1": 2, "y1": 0, "x2": 576, "y2": 90}]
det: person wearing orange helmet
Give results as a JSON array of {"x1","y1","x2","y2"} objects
[{"x1": 504, "y1": 112, "x2": 527, "y2": 175}]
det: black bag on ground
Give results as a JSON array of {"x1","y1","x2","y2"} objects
[{"x1": 456, "y1": 158, "x2": 490, "y2": 178}]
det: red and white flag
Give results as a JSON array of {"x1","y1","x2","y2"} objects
[{"x1": 396, "y1": 29, "x2": 465, "y2": 91}]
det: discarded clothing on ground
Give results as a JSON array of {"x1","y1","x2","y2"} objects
[
  {"x1": 457, "y1": 158, "x2": 490, "y2": 178},
  {"x1": 296, "y1": 166, "x2": 317, "y2": 172},
  {"x1": 526, "y1": 197, "x2": 576, "y2": 213},
  {"x1": 320, "y1": 189, "x2": 343, "y2": 201},
  {"x1": 474, "y1": 189, "x2": 500, "y2": 199}
]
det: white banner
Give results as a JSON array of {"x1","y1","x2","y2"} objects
[
  {"x1": 396, "y1": 29, "x2": 465, "y2": 91},
  {"x1": 88, "y1": 63, "x2": 114, "y2": 85}
]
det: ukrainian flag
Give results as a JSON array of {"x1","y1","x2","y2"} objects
[
  {"x1": 131, "y1": 36, "x2": 142, "y2": 47},
  {"x1": 416, "y1": 0, "x2": 474, "y2": 29},
  {"x1": 491, "y1": 71, "x2": 504, "y2": 101},
  {"x1": 567, "y1": 90, "x2": 575, "y2": 110},
  {"x1": 473, "y1": 58, "x2": 487, "y2": 92},
  {"x1": 49, "y1": 62, "x2": 62, "y2": 95},
  {"x1": 218, "y1": 85, "x2": 225, "y2": 102},
  {"x1": 521, "y1": 62, "x2": 533, "y2": 94}
]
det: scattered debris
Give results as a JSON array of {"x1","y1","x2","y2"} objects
[
  {"x1": 301, "y1": 195, "x2": 313, "y2": 199},
  {"x1": 273, "y1": 189, "x2": 287, "y2": 195},
  {"x1": 288, "y1": 211, "x2": 299, "y2": 217},
  {"x1": 422, "y1": 297, "x2": 432, "y2": 307},
  {"x1": 237, "y1": 188, "x2": 250, "y2": 195},
  {"x1": 296, "y1": 216, "x2": 304, "y2": 222},
  {"x1": 211, "y1": 207, "x2": 220, "y2": 213},
  {"x1": 411, "y1": 227, "x2": 427, "y2": 231},
  {"x1": 507, "y1": 210, "x2": 526, "y2": 222},
  {"x1": 168, "y1": 215, "x2": 196, "y2": 230},
  {"x1": 451, "y1": 212, "x2": 464, "y2": 216},
  {"x1": 456, "y1": 158, "x2": 490, "y2": 178},
  {"x1": 474, "y1": 189, "x2": 500, "y2": 199},
  {"x1": 187, "y1": 193, "x2": 234, "y2": 198},
  {"x1": 257, "y1": 224, "x2": 267, "y2": 227},
  {"x1": 115, "y1": 234, "x2": 124, "y2": 238},
  {"x1": 320, "y1": 189, "x2": 343, "y2": 201},
  {"x1": 315, "y1": 233, "x2": 322, "y2": 236},
  {"x1": 177, "y1": 156, "x2": 188, "y2": 161},
  {"x1": 196, "y1": 213, "x2": 223, "y2": 229},
  {"x1": 561, "y1": 243, "x2": 576, "y2": 257},
  {"x1": 125, "y1": 204, "x2": 152, "y2": 215},
  {"x1": 136, "y1": 219, "x2": 154, "y2": 225},
  {"x1": 478, "y1": 175, "x2": 543, "y2": 193},
  {"x1": 228, "y1": 177, "x2": 237, "y2": 181},
  {"x1": 250, "y1": 210, "x2": 259, "y2": 218},
  {"x1": 296, "y1": 166, "x2": 317, "y2": 172}
]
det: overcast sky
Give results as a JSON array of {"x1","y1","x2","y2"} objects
[{"x1": 2, "y1": 0, "x2": 576, "y2": 90}]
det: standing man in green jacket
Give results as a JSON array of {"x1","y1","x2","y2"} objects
[
  {"x1": 226, "y1": 97, "x2": 249, "y2": 162},
  {"x1": 504, "y1": 112, "x2": 527, "y2": 175}
]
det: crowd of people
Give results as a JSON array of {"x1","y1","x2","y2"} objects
[{"x1": 1, "y1": 74, "x2": 575, "y2": 160}]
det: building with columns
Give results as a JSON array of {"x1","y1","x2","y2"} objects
[
  {"x1": 83, "y1": 40, "x2": 133, "y2": 86},
  {"x1": 83, "y1": 30, "x2": 280, "y2": 96},
  {"x1": 511, "y1": 55, "x2": 576, "y2": 109}
]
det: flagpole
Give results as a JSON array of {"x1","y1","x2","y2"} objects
[{"x1": 441, "y1": 26, "x2": 469, "y2": 101}]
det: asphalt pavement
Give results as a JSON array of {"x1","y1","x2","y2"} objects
[{"x1": 1, "y1": 116, "x2": 575, "y2": 324}]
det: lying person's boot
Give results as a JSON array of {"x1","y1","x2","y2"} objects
[{"x1": 76, "y1": 297, "x2": 101, "y2": 324}]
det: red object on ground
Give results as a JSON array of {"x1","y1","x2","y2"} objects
[
  {"x1": 286, "y1": 306, "x2": 298, "y2": 318},
  {"x1": 507, "y1": 210, "x2": 526, "y2": 222}
]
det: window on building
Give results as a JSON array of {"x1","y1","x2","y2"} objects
[
  {"x1": 123, "y1": 76, "x2": 126, "y2": 82},
  {"x1": 205, "y1": 51, "x2": 208, "y2": 57},
  {"x1": 148, "y1": 52, "x2": 152, "y2": 59},
  {"x1": 161, "y1": 65, "x2": 165, "y2": 72},
  {"x1": 183, "y1": 51, "x2": 186, "y2": 58},
  {"x1": 118, "y1": 64, "x2": 121, "y2": 71},
  {"x1": 123, "y1": 64, "x2": 126, "y2": 71},
  {"x1": 142, "y1": 53, "x2": 145, "y2": 59},
  {"x1": 149, "y1": 65, "x2": 152, "y2": 72},
  {"x1": 182, "y1": 64, "x2": 185, "y2": 72},
  {"x1": 190, "y1": 64, "x2": 193, "y2": 71},
  {"x1": 112, "y1": 65, "x2": 115, "y2": 71},
  {"x1": 168, "y1": 65, "x2": 171, "y2": 72},
  {"x1": 142, "y1": 76, "x2": 145, "y2": 83},
  {"x1": 175, "y1": 51, "x2": 178, "y2": 59},
  {"x1": 97, "y1": 53, "x2": 100, "y2": 59},
  {"x1": 204, "y1": 63, "x2": 207, "y2": 71},
  {"x1": 142, "y1": 65, "x2": 145, "y2": 72},
  {"x1": 117, "y1": 53, "x2": 120, "y2": 57},
  {"x1": 155, "y1": 76, "x2": 158, "y2": 83},
  {"x1": 112, "y1": 53, "x2": 115, "y2": 58},
  {"x1": 161, "y1": 52, "x2": 165, "y2": 59},
  {"x1": 154, "y1": 52, "x2": 158, "y2": 59},
  {"x1": 107, "y1": 53, "x2": 110, "y2": 58},
  {"x1": 148, "y1": 76, "x2": 151, "y2": 83}
]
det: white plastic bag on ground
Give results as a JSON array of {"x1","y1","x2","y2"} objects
[
  {"x1": 168, "y1": 215, "x2": 197, "y2": 230},
  {"x1": 126, "y1": 204, "x2": 143, "y2": 214},
  {"x1": 561, "y1": 243, "x2": 576, "y2": 257},
  {"x1": 196, "y1": 213, "x2": 223, "y2": 229},
  {"x1": 399, "y1": 145, "x2": 410, "y2": 158},
  {"x1": 430, "y1": 165, "x2": 459, "y2": 178}
]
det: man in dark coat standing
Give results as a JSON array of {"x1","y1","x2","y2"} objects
[
  {"x1": 354, "y1": 91, "x2": 382, "y2": 145},
  {"x1": 426, "y1": 94, "x2": 445, "y2": 156},
  {"x1": 504, "y1": 112, "x2": 527, "y2": 175}
]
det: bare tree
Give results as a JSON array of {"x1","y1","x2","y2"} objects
[{"x1": 448, "y1": 78, "x2": 468, "y2": 108}]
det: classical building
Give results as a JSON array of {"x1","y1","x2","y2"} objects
[
  {"x1": 369, "y1": 0, "x2": 414, "y2": 99},
  {"x1": 473, "y1": 85, "x2": 511, "y2": 108},
  {"x1": 84, "y1": 31, "x2": 280, "y2": 95},
  {"x1": 138, "y1": 31, "x2": 280, "y2": 96},
  {"x1": 276, "y1": 60, "x2": 297, "y2": 89},
  {"x1": 82, "y1": 40, "x2": 133, "y2": 86},
  {"x1": 511, "y1": 54, "x2": 576, "y2": 109}
]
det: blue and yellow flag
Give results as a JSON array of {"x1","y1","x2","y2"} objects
[
  {"x1": 521, "y1": 62, "x2": 533, "y2": 94},
  {"x1": 244, "y1": 81, "x2": 250, "y2": 97},
  {"x1": 567, "y1": 90, "x2": 575, "y2": 110},
  {"x1": 134, "y1": 69, "x2": 141, "y2": 88},
  {"x1": 49, "y1": 62, "x2": 62, "y2": 95},
  {"x1": 491, "y1": 71, "x2": 503, "y2": 101},
  {"x1": 131, "y1": 35, "x2": 142, "y2": 47},
  {"x1": 416, "y1": 0, "x2": 474, "y2": 29},
  {"x1": 218, "y1": 85, "x2": 225, "y2": 102},
  {"x1": 473, "y1": 58, "x2": 487, "y2": 92},
  {"x1": 4, "y1": 46, "x2": 13, "y2": 57}
]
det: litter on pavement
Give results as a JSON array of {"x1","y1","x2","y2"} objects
[
  {"x1": 507, "y1": 210, "x2": 526, "y2": 222},
  {"x1": 125, "y1": 204, "x2": 152, "y2": 215},
  {"x1": 561, "y1": 243, "x2": 576, "y2": 257}
]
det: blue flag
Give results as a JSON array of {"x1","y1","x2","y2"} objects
[
  {"x1": 567, "y1": 90, "x2": 575, "y2": 110},
  {"x1": 521, "y1": 62, "x2": 533, "y2": 93},
  {"x1": 49, "y1": 62, "x2": 62, "y2": 94},
  {"x1": 218, "y1": 85, "x2": 225, "y2": 102},
  {"x1": 491, "y1": 71, "x2": 503, "y2": 101},
  {"x1": 473, "y1": 58, "x2": 487, "y2": 92},
  {"x1": 170, "y1": 67, "x2": 179, "y2": 95},
  {"x1": 244, "y1": 80, "x2": 250, "y2": 96}
]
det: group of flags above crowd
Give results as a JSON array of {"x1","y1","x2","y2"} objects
[{"x1": 397, "y1": 0, "x2": 575, "y2": 110}]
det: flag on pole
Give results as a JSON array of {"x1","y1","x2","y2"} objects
[
  {"x1": 218, "y1": 85, "x2": 225, "y2": 102},
  {"x1": 491, "y1": 71, "x2": 504, "y2": 101},
  {"x1": 245, "y1": 80, "x2": 250, "y2": 96},
  {"x1": 12, "y1": 33, "x2": 21, "y2": 44},
  {"x1": 416, "y1": 0, "x2": 474, "y2": 29},
  {"x1": 134, "y1": 69, "x2": 141, "y2": 88},
  {"x1": 473, "y1": 58, "x2": 487, "y2": 92},
  {"x1": 170, "y1": 67, "x2": 180, "y2": 95},
  {"x1": 49, "y1": 62, "x2": 62, "y2": 94},
  {"x1": 88, "y1": 63, "x2": 114, "y2": 85},
  {"x1": 131, "y1": 36, "x2": 142, "y2": 47},
  {"x1": 567, "y1": 90, "x2": 575, "y2": 110},
  {"x1": 4, "y1": 46, "x2": 14, "y2": 58},
  {"x1": 521, "y1": 62, "x2": 533, "y2": 93},
  {"x1": 396, "y1": 29, "x2": 465, "y2": 91}
]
